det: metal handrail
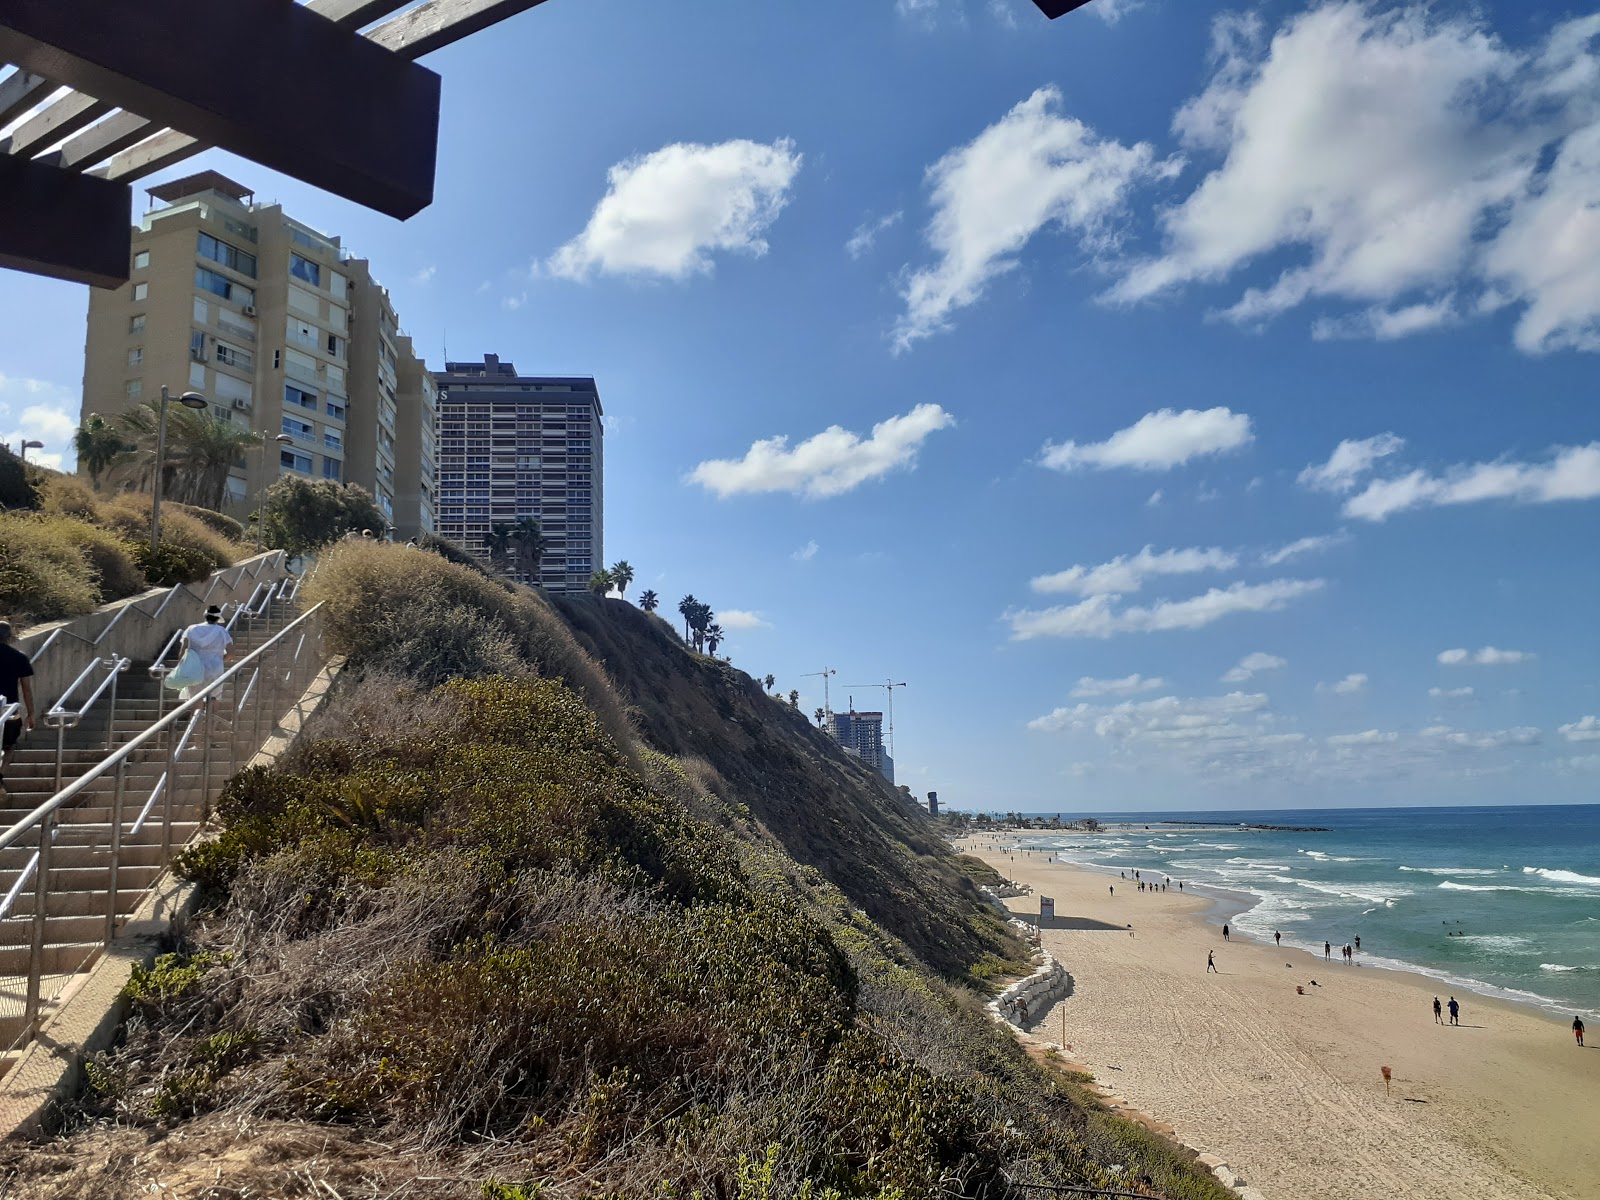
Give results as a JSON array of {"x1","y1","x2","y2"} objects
[
  {"x1": 0, "y1": 603, "x2": 324, "y2": 855},
  {"x1": 44, "y1": 656, "x2": 129, "y2": 728}
]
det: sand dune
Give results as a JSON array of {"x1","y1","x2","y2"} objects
[{"x1": 960, "y1": 837, "x2": 1595, "y2": 1200}]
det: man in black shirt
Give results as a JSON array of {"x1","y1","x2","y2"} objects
[{"x1": 0, "y1": 622, "x2": 37, "y2": 792}]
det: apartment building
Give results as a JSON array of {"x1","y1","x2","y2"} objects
[
  {"x1": 81, "y1": 171, "x2": 435, "y2": 538},
  {"x1": 432, "y1": 355, "x2": 603, "y2": 592},
  {"x1": 827, "y1": 709, "x2": 894, "y2": 784}
]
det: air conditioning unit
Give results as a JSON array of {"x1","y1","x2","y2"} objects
[
  {"x1": 243, "y1": 305, "x2": 257, "y2": 316},
  {"x1": 189, "y1": 349, "x2": 207, "y2": 362},
  {"x1": 231, "y1": 398, "x2": 250, "y2": 411}
]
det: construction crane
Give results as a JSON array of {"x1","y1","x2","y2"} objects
[
  {"x1": 845, "y1": 679, "x2": 907, "y2": 762},
  {"x1": 802, "y1": 667, "x2": 836, "y2": 718}
]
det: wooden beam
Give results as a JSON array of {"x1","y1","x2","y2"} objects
[
  {"x1": 312, "y1": 0, "x2": 419, "y2": 28},
  {"x1": 0, "y1": 68, "x2": 53, "y2": 127},
  {"x1": 1032, "y1": 0, "x2": 1098, "y2": 16},
  {"x1": 37, "y1": 109, "x2": 152, "y2": 169},
  {"x1": 90, "y1": 127, "x2": 205, "y2": 182},
  {"x1": 0, "y1": 0, "x2": 440, "y2": 218},
  {"x1": 1, "y1": 90, "x2": 108, "y2": 156},
  {"x1": 0, "y1": 152, "x2": 130, "y2": 287},
  {"x1": 368, "y1": 0, "x2": 552, "y2": 60}
]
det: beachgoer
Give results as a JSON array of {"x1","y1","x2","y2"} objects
[
  {"x1": 1574, "y1": 1017, "x2": 1585, "y2": 1046},
  {"x1": 0, "y1": 622, "x2": 37, "y2": 795},
  {"x1": 1109, "y1": 885, "x2": 1114, "y2": 897},
  {"x1": 1207, "y1": 950, "x2": 1218, "y2": 974},
  {"x1": 1448, "y1": 996, "x2": 1460, "y2": 1026},
  {"x1": 1324, "y1": 941, "x2": 1332, "y2": 961},
  {"x1": 1275, "y1": 930, "x2": 1282, "y2": 946},
  {"x1": 1222, "y1": 923, "x2": 1230, "y2": 939},
  {"x1": 1354, "y1": 936, "x2": 1361, "y2": 951},
  {"x1": 1179, "y1": 882, "x2": 1184, "y2": 891},
  {"x1": 1434, "y1": 996, "x2": 1444, "y2": 1024},
  {"x1": 179, "y1": 605, "x2": 233, "y2": 700}
]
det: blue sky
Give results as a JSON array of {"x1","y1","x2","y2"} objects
[{"x1": 3, "y1": 0, "x2": 1599, "y2": 809}]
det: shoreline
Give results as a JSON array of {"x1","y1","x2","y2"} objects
[
  {"x1": 993, "y1": 831, "x2": 1584, "y2": 1027},
  {"x1": 960, "y1": 835, "x2": 1595, "y2": 1200}
]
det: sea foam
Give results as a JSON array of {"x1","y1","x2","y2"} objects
[{"x1": 1523, "y1": 867, "x2": 1600, "y2": 887}]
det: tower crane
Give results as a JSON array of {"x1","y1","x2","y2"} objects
[
  {"x1": 844, "y1": 679, "x2": 907, "y2": 761},
  {"x1": 802, "y1": 667, "x2": 836, "y2": 718}
]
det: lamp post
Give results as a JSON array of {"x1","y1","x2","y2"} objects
[
  {"x1": 254, "y1": 433, "x2": 295, "y2": 551},
  {"x1": 18, "y1": 439, "x2": 43, "y2": 462},
  {"x1": 152, "y1": 386, "x2": 208, "y2": 551}
]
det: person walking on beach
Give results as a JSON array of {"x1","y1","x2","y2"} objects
[
  {"x1": 1325, "y1": 941, "x2": 1332, "y2": 961},
  {"x1": 1274, "y1": 930, "x2": 1282, "y2": 946},
  {"x1": 1573, "y1": 1016, "x2": 1585, "y2": 1046},
  {"x1": 1434, "y1": 996, "x2": 1444, "y2": 1024},
  {"x1": 1207, "y1": 950, "x2": 1218, "y2": 973},
  {"x1": 1448, "y1": 996, "x2": 1460, "y2": 1026},
  {"x1": 1109, "y1": 885, "x2": 1114, "y2": 897},
  {"x1": 1223, "y1": 923, "x2": 1230, "y2": 940},
  {"x1": 0, "y1": 622, "x2": 37, "y2": 796}
]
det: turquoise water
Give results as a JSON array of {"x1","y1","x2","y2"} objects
[{"x1": 1014, "y1": 804, "x2": 1600, "y2": 1020}]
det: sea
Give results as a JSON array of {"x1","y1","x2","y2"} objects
[{"x1": 1007, "y1": 804, "x2": 1600, "y2": 1020}]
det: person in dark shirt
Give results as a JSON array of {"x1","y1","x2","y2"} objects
[{"x1": 0, "y1": 622, "x2": 37, "y2": 792}]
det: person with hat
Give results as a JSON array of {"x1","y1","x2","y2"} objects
[
  {"x1": 0, "y1": 621, "x2": 36, "y2": 794},
  {"x1": 179, "y1": 605, "x2": 233, "y2": 699}
]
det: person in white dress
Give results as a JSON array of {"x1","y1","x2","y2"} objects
[{"x1": 180, "y1": 605, "x2": 233, "y2": 699}]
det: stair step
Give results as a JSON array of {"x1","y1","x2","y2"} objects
[
  {"x1": 2, "y1": 888, "x2": 159, "y2": 918},
  {"x1": 39, "y1": 865, "x2": 164, "y2": 893},
  {"x1": 0, "y1": 941, "x2": 103, "y2": 976},
  {"x1": 0, "y1": 843, "x2": 168, "y2": 871}
]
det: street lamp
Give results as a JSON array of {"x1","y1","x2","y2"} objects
[
  {"x1": 254, "y1": 433, "x2": 295, "y2": 552},
  {"x1": 152, "y1": 385, "x2": 208, "y2": 550},
  {"x1": 18, "y1": 440, "x2": 43, "y2": 462}
]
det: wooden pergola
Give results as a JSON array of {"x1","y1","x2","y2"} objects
[{"x1": 0, "y1": 0, "x2": 1093, "y2": 289}]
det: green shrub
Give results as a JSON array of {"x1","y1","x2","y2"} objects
[
  {"x1": 132, "y1": 538, "x2": 214, "y2": 586},
  {"x1": 40, "y1": 474, "x2": 100, "y2": 520},
  {"x1": 0, "y1": 513, "x2": 100, "y2": 621},
  {"x1": 31, "y1": 514, "x2": 147, "y2": 601},
  {"x1": 172, "y1": 502, "x2": 245, "y2": 542},
  {"x1": 100, "y1": 494, "x2": 236, "y2": 571}
]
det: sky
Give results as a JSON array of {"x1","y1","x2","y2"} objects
[{"x1": 3, "y1": 0, "x2": 1599, "y2": 811}]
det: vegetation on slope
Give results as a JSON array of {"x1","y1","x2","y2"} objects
[{"x1": 1, "y1": 543, "x2": 1230, "y2": 1200}]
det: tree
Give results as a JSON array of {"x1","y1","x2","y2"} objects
[
  {"x1": 609, "y1": 560, "x2": 634, "y2": 598},
  {"x1": 511, "y1": 516, "x2": 546, "y2": 581},
  {"x1": 74, "y1": 414, "x2": 125, "y2": 490},
  {"x1": 763, "y1": 674, "x2": 775, "y2": 692},
  {"x1": 638, "y1": 589, "x2": 659, "y2": 613},
  {"x1": 788, "y1": 689, "x2": 800, "y2": 706},
  {"x1": 678, "y1": 595, "x2": 698, "y2": 643},
  {"x1": 589, "y1": 568, "x2": 614, "y2": 596},
  {"x1": 685, "y1": 602, "x2": 714, "y2": 652},
  {"x1": 258, "y1": 477, "x2": 388, "y2": 556},
  {"x1": 705, "y1": 623, "x2": 724, "y2": 656},
  {"x1": 113, "y1": 400, "x2": 260, "y2": 511},
  {"x1": 814, "y1": 707, "x2": 826, "y2": 727},
  {"x1": 484, "y1": 522, "x2": 515, "y2": 565}
]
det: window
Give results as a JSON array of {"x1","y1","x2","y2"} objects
[
  {"x1": 280, "y1": 449, "x2": 313, "y2": 473},
  {"x1": 325, "y1": 364, "x2": 344, "y2": 390},
  {"x1": 326, "y1": 333, "x2": 342, "y2": 358},
  {"x1": 193, "y1": 297, "x2": 208, "y2": 324},
  {"x1": 128, "y1": 347, "x2": 143, "y2": 367},
  {"x1": 329, "y1": 271, "x2": 347, "y2": 300},
  {"x1": 323, "y1": 458, "x2": 342, "y2": 481},
  {"x1": 129, "y1": 314, "x2": 145, "y2": 334},
  {"x1": 281, "y1": 416, "x2": 314, "y2": 439},
  {"x1": 288, "y1": 283, "x2": 319, "y2": 317},
  {"x1": 325, "y1": 399, "x2": 346, "y2": 421},
  {"x1": 126, "y1": 380, "x2": 142, "y2": 398},
  {"x1": 285, "y1": 384, "x2": 318, "y2": 412},
  {"x1": 289, "y1": 253, "x2": 321, "y2": 286},
  {"x1": 323, "y1": 429, "x2": 342, "y2": 450},
  {"x1": 132, "y1": 250, "x2": 149, "y2": 270},
  {"x1": 189, "y1": 362, "x2": 206, "y2": 388},
  {"x1": 215, "y1": 343, "x2": 251, "y2": 370},
  {"x1": 197, "y1": 232, "x2": 256, "y2": 278},
  {"x1": 287, "y1": 318, "x2": 318, "y2": 350},
  {"x1": 132, "y1": 282, "x2": 148, "y2": 301},
  {"x1": 194, "y1": 267, "x2": 252, "y2": 306},
  {"x1": 189, "y1": 330, "x2": 205, "y2": 359},
  {"x1": 213, "y1": 373, "x2": 252, "y2": 408}
]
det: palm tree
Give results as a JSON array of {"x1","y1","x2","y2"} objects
[
  {"x1": 788, "y1": 689, "x2": 800, "y2": 707},
  {"x1": 589, "y1": 567, "x2": 614, "y2": 596},
  {"x1": 610, "y1": 560, "x2": 634, "y2": 598},
  {"x1": 814, "y1": 707, "x2": 825, "y2": 726},
  {"x1": 511, "y1": 516, "x2": 546, "y2": 581},
  {"x1": 687, "y1": 602, "x2": 713, "y2": 652},
  {"x1": 678, "y1": 595, "x2": 698, "y2": 642},
  {"x1": 113, "y1": 400, "x2": 260, "y2": 510},
  {"x1": 705, "y1": 623, "x2": 725, "y2": 656},
  {"x1": 763, "y1": 674, "x2": 775, "y2": 692},
  {"x1": 484, "y1": 522, "x2": 515, "y2": 565},
  {"x1": 638, "y1": 589, "x2": 659, "y2": 613},
  {"x1": 74, "y1": 414, "x2": 124, "y2": 490}
]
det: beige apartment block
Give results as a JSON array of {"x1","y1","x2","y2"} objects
[{"x1": 81, "y1": 171, "x2": 435, "y2": 538}]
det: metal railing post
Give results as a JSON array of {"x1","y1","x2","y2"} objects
[
  {"x1": 53, "y1": 719, "x2": 66, "y2": 793},
  {"x1": 160, "y1": 716, "x2": 181, "y2": 865},
  {"x1": 106, "y1": 756, "x2": 127, "y2": 943},
  {"x1": 200, "y1": 695, "x2": 216, "y2": 824},
  {"x1": 23, "y1": 811, "x2": 54, "y2": 1034},
  {"x1": 103, "y1": 658, "x2": 121, "y2": 752}
]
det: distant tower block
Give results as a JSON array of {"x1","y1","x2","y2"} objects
[{"x1": 928, "y1": 790, "x2": 939, "y2": 817}]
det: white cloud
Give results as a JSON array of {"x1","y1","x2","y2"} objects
[
  {"x1": 1008, "y1": 577, "x2": 1323, "y2": 640},
  {"x1": 893, "y1": 86, "x2": 1179, "y2": 350},
  {"x1": 1146, "y1": 489, "x2": 1163, "y2": 507},
  {"x1": 548, "y1": 139, "x2": 802, "y2": 281},
  {"x1": 1342, "y1": 443, "x2": 1600, "y2": 521},
  {"x1": 1031, "y1": 545, "x2": 1237, "y2": 596},
  {"x1": 1, "y1": 373, "x2": 78, "y2": 471},
  {"x1": 1104, "y1": 5, "x2": 1600, "y2": 354},
  {"x1": 1260, "y1": 532, "x2": 1349, "y2": 566},
  {"x1": 687, "y1": 403, "x2": 954, "y2": 499},
  {"x1": 1320, "y1": 673, "x2": 1369, "y2": 695},
  {"x1": 791, "y1": 540, "x2": 819, "y2": 562},
  {"x1": 1040, "y1": 407, "x2": 1252, "y2": 472},
  {"x1": 716, "y1": 610, "x2": 771, "y2": 631},
  {"x1": 1558, "y1": 715, "x2": 1600, "y2": 742},
  {"x1": 501, "y1": 292, "x2": 528, "y2": 311},
  {"x1": 1298, "y1": 434, "x2": 1405, "y2": 494},
  {"x1": 1328, "y1": 729, "x2": 1395, "y2": 746},
  {"x1": 1071, "y1": 673, "x2": 1168, "y2": 698},
  {"x1": 1221, "y1": 651, "x2": 1286, "y2": 683},
  {"x1": 411, "y1": 265, "x2": 436, "y2": 285},
  {"x1": 1437, "y1": 646, "x2": 1534, "y2": 666},
  {"x1": 1029, "y1": 690, "x2": 1270, "y2": 737},
  {"x1": 846, "y1": 210, "x2": 903, "y2": 259},
  {"x1": 1423, "y1": 724, "x2": 1541, "y2": 750},
  {"x1": 1093, "y1": 0, "x2": 1145, "y2": 25},
  {"x1": 1429, "y1": 686, "x2": 1475, "y2": 700}
]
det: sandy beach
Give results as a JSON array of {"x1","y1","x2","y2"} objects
[{"x1": 959, "y1": 835, "x2": 1597, "y2": 1200}]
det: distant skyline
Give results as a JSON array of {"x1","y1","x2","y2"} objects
[{"x1": 2, "y1": 0, "x2": 1597, "y2": 810}]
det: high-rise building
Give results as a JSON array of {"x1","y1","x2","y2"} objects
[
  {"x1": 81, "y1": 171, "x2": 436, "y2": 537},
  {"x1": 827, "y1": 709, "x2": 894, "y2": 783},
  {"x1": 432, "y1": 355, "x2": 603, "y2": 591}
]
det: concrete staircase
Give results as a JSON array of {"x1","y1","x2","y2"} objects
[{"x1": 0, "y1": 594, "x2": 306, "y2": 1069}]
